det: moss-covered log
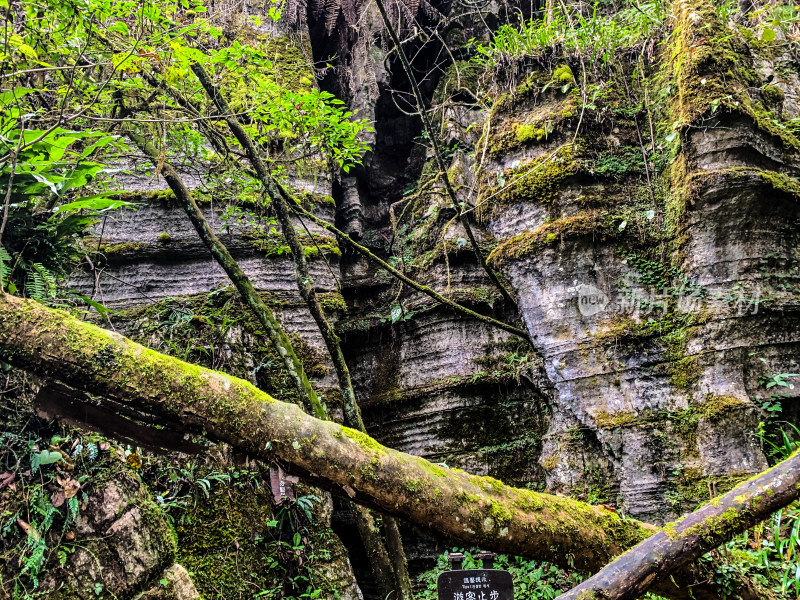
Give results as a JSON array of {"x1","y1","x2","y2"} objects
[
  {"x1": 561, "y1": 451, "x2": 800, "y2": 600},
  {"x1": 0, "y1": 293, "x2": 789, "y2": 600}
]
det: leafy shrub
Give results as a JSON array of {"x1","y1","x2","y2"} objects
[{"x1": 474, "y1": 1, "x2": 668, "y2": 73}]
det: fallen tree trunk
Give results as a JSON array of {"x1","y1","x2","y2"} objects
[
  {"x1": 559, "y1": 451, "x2": 799, "y2": 600},
  {"x1": 0, "y1": 293, "x2": 793, "y2": 599}
]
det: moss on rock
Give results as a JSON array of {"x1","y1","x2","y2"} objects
[
  {"x1": 488, "y1": 211, "x2": 624, "y2": 268},
  {"x1": 761, "y1": 84, "x2": 785, "y2": 105},
  {"x1": 476, "y1": 146, "x2": 576, "y2": 223},
  {"x1": 174, "y1": 482, "x2": 280, "y2": 599}
]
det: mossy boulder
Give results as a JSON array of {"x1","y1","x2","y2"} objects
[{"x1": 39, "y1": 465, "x2": 178, "y2": 600}]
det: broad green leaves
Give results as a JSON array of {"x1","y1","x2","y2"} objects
[
  {"x1": 2, "y1": 0, "x2": 371, "y2": 301},
  {"x1": 53, "y1": 195, "x2": 136, "y2": 214},
  {"x1": 0, "y1": 129, "x2": 118, "y2": 200},
  {"x1": 3, "y1": 0, "x2": 370, "y2": 180}
]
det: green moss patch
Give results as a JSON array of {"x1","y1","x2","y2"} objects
[
  {"x1": 488, "y1": 211, "x2": 624, "y2": 268},
  {"x1": 476, "y1": 146, "x2": 576, "y2": 223},
  {"x1": 666, "y1": 0, "x2": 799, "y2": 154}
]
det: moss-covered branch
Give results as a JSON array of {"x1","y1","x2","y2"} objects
[
  {"x1": 0, "y1": 293, "x2": 787, "y2": 600},
  {"x1": 560, "y1": 451, "x2": 800, "y2": 600},
  {"x1": 1, "y1": 292, "x2": 648, "y2": 567},
  {"x1": 189, "y1": 61, "x2": 413, "y2": 599},
  {"x1": 288, "y1": 201, "x2": 531, "y2": 341}
]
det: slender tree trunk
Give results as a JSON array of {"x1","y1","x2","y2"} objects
[
  {"x1": 190, "y1": 61, "x2": 414, "y2": 600},
  {"x1": 127, "y1": 122, "x2": 409, "y2": 598},
  {"x1": 188, "y1": 62, "x2": 364, "y2": 433},
  {"x1": 0, "y1": 292, "x2": 788, "y2": 600},
  {"x1": 353, "y1": 506, "x2": 396, "y2": 595},
  {"x1": 124, "y1": 131, "x2": 326, "y2": 420}
]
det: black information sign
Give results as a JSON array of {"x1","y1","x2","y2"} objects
[{"x1": 437, "y1": 569, "x2": 514, "y2": 600}]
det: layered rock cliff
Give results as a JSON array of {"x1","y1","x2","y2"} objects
[{"x1": 3, "y1": 0, "x2": 799, "y2": 597}]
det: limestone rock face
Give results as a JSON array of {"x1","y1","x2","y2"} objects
[
  {"x1": 463, "y1": 12, "x2": 800, "y2": 522},
  {"x1": 344, "y1": 306, "x2": 550, "y2": 484},
  {"x1": 35, "y1": 2, "x2": 800, "y2": 596},
  {"x1": 318, "y1": 0, "x2": 800, "y2": 527}
]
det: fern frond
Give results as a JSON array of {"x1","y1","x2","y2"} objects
[
  {"x1": 0, "y1": 246, "x2": 10, "y2": 291},
  {"x1": 29, "y1": 263, "x2": 57, "y2": 301},
  {"x1": 324, "y1": 0, "x2": 341, "y2": 33},
  {"x1": 341, "y1": 0, "x2": 357, "y2": 28}
]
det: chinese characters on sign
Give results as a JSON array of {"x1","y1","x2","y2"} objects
[{"x1": 437, "y1": 569, "x2": 514, "y2": 600}]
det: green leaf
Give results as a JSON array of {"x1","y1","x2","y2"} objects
[
  {"x1": 108, "y1": 21, "x2": 130, "y2": 35},
  {"x1": 761, "y1": 27, "x2": 776, "y2": 42},
  {"x1": 37, "y1": 450, "x2": 64, "y2": 466},
  {"x1": 71, "y1": 293, "x2": 115, "y2": 315},
  {"x1": 53, "y1": 195, "x2": 136, "y2": 214},
  {"x1": 81, "y1": 135, "x2": 118, "y2": 157},
  {"x1": 391, "y1": 306, "x2": 402, "y2": 323},
  {"x1": 0, "y1": 87, "x2": 35, "y2": 107},
  {"x1": 29, "y1": 171, "x2": 61, "y2": 195}
]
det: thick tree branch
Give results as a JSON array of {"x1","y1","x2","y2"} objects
[
  {"x1": 0, "y1": 292, "x2": 653, "y2": 568},
  {"x1": 559, "y1": 454, "x2": 799, "y2": 600},
  {"x1": 0, "y1": 293, "x2": 791, "y2": 600}
]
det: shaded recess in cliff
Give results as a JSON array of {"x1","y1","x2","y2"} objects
[{"x1": 300, "y1": 1, "x2": 558, "y2": 589}]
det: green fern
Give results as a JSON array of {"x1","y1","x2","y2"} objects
[
  {"x1": 28, "y1": 263, "x2": 57, "y2": 301},
  {"x1": 0, "y1": 245, "x2": 12, "y2": 292}
]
